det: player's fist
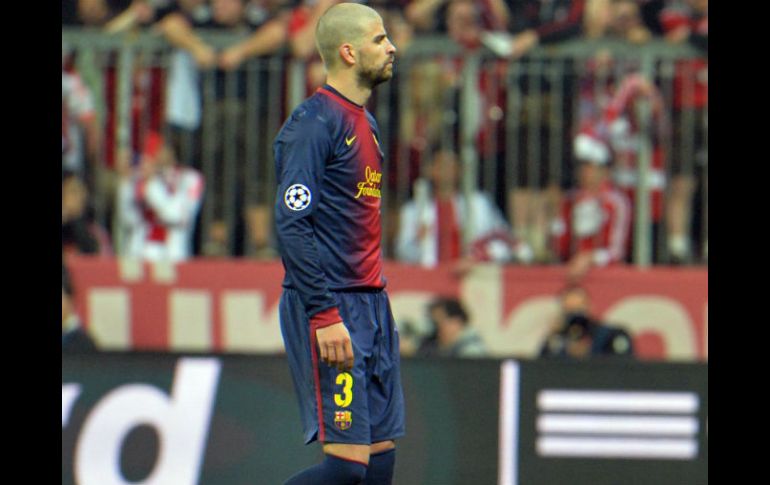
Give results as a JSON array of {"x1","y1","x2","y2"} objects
[{"x1": 316, "y1": 322, "x2": 355, "y2": 372}]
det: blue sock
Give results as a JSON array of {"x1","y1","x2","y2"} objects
[
  {"x1": 284, "y1": 453, "x2": 368, "y2": 485},
  {"x1": 363, "y1": 449, "x2": 395, "y2": 485}
]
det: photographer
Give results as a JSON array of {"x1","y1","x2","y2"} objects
[
  {"x1": 411, "y1": 296, "x2": 488, "y2": 358},
  {"x1": 539, "y1": 285, "x2": 634, "y2": 360}
]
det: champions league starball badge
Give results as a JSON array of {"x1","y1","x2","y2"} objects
[{"x1": 284, "y1": 184, "x2": 312, "y2": 211}]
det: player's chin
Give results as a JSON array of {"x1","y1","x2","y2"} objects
[
  {"x1": 378, "y1": 65, "x2": 394, "y2": 81},
  {"x1": 368, "y1": 72, "x2": 392, "y2": 87}
]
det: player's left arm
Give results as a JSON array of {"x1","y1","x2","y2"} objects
[
  {"x1": 274, "y1": 112, "x2": 354, "y2": 370},
  {"x1": 273, "y1": 112, "x2": 345, "y2": 326}
]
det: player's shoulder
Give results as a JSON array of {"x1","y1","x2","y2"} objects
[{"x1": 277, "y1": 93, "x2": 340, "y2": 141}]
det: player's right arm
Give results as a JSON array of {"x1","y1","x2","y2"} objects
[{"x1": 274, "y1": 108, "x2": 354, "y2": 371}]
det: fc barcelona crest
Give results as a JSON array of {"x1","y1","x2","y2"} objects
[{"x1": 334, "y1": 410, "x2": 352, "y2": 430}]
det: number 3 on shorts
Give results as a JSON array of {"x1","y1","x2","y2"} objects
[{"x1": 334, "y1": 372, "x2": 353, "y2": 407}]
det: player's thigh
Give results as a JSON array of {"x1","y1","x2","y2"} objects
[
  {"x1": 368, "y1": 292, "x2": 406, "y2": 443},
  {"x1": 320, "y1": 439, "x2": 395, "y2": 463},
  {"x1": 323, "y1": 443, "x2": 371, "y2": 465},
  {"x1": 317, "y1": 361, "x2": 371, "y2": 442},
  {"x1": 370, "y1": 440, "x2": 396, "y2": 454}
]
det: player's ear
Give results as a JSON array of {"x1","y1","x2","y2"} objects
[{"x1": 339, "y1": 43, "x2": 356, "y2": 66}]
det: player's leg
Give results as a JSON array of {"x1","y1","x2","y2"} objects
[
  {"x1": 283, "y1": 291, "x2": 379, "y2": 484},
  {"x1": 363, "y1": 440, "x2": 396, "y2": 485},
  {"x1": 364, "y1": 291, "x2": 406, "y2": 485},
  {"x1": 284, "y1": 443, "x2": 369, "y2": 485}
]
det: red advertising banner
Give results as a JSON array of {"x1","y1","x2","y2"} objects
[{"x1": 65, "y1": 256, "x2": 707, "y2": 361}]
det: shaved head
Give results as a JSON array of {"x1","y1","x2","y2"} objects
[{"x1": 315, "y1": 2, "x2": 383, "y2": 71}]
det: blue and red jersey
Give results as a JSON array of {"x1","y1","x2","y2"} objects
[{"x1": 274, "y1": 84, "x2": 386, "y2": 329}]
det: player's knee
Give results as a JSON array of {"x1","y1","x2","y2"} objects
[
  {"x1": 345, "y1": 462, "x2": 368, "y2": 483},
  {"x1": 326, "y1": 454, "x2": 368, "y2": 483}
]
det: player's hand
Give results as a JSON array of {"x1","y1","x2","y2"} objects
[{"x1": 316, "y1": 322, "x2": 355, "y2": 372}]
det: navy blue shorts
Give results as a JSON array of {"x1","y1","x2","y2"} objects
[{"x1": 279, "y1": 288, "x2": 406, "y2": 445}]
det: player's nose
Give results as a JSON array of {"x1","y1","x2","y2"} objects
[{"x1": 386, "y1": 38, "x2": 397, "y2": 55}]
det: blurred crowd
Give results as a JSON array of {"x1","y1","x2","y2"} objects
[{"x1": 62, "y1": 0, "x2": 707, "y2": 293}]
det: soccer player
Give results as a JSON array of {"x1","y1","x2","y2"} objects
[{"x1": 273, "y1": 3, "x2": 404, "y2": 484}]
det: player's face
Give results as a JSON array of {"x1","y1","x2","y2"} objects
[{"x1": 356, "y1": 19, "x2": 397, "y2": 88}]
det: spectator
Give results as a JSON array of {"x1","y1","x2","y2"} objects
[
  {"x1": 661, "y1": 0, "x2": 707, "y2": 49},
  {"x1": 610, "y1": 0, "x2": 653, "y2": 43},
  {"x1": 405, "y1": 0, "x2": 451, "y2": 32},
  {"x1": 62, "y1": 265, "x2": 98, "y2": 353},
  {"x1": 390, "y1": 0, "x2": 491, "y2": 198},
  {"x1": 205, "y1": 0, "x2": 292, "y2": 258},
  {"x1": 660, "y1": 0, "x2": 707, "y2": 263},
  {"x1": 480, "y1": 0, "x2": 588, "y2": 59},
  {"x1": 124, "y1": 1, "x2": 290, "y2": 258},
  {"x1": 551, "y1": 130, "x2": 632, "y2": 282},
  {"x1": 116, "y1": 132, "x2": 204, "y2": 261},
  {"x1": 62, "y1": 170, "x2": 113, "y2": 257},
  {"x1": 636, "y1": 0, "x2": 667, "y2": 36},
  {"x1": 216, "y1": 0, "x2": 291, "y2": 71},
  {"x1": 285, "y1": 0, "x2": 339, "y2": 92},
  {"x1": 405, "y1": 0, "x2": 508, "y2": 35},
  {"x1": 153, "y1": 1, "x2": 217, "y2": 67},
  {"x1": 444, "y1": 0, "x2": 488, "y2": 49},
  {"x1": 396, "y1": 4, "x2": 530, "y2": 267},
  {"x1": 539, "y1": 285, "x2": 634, "y2": 359},
  {"x1": 395, "y1": 148, "x2": 517, "y2": 268},
  {"x1": 582, "y1": 0, "x2": 611, "y2": 38},
  {"x1": 103, "y1": 0, "x2": 169, "y2": 33},
  {"x1": 576, "y1": 55, "x2": 671, "y2": 263},
  {"x1": 77, "y1": 0, "x2": 128, "y2": 26},
  {"x1": 62, "y1": 58, "x2": 102, "y2": 185},
  {"x1": 478, "y1": 2, "x2": 587, "y2": 266},
  {"x1": 417, "y1": 296, "x2": 487, "y2": 358},
  {"x1": 584, "y1": 0, "x2": 653, "y2": 43}
]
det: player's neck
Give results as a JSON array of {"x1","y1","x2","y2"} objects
[{"x1": 325, "y1": 75, "x2": 372, "y2": 107}]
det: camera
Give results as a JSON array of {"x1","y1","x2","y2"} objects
[{"x1": 562, "y1": 312, "x2": 593, "y2": 339}]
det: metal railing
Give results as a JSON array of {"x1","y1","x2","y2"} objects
[{"x1": 62, "y1": 28, "x2": 707, "y2": 265}]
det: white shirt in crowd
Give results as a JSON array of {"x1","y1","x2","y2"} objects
[
  {"x1": 62, "y1": 70, "x2": 95, "y2": 174},
  {"x1": 396, "y1": 181, "x2": 510, "y2": 268},
  {"x1": 117, "y1": 166, "x2": 204, "y2": 262}
]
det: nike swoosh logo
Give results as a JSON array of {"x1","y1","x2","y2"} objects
[{"x1": 345, "y1": 135, "x2": 357, "y2": 146}]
